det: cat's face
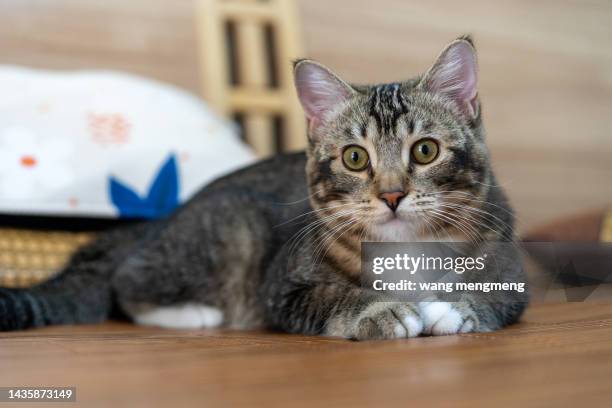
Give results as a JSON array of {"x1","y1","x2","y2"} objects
[{"x1": 295, "y1": 37, "x2": 492, "y2": 242}]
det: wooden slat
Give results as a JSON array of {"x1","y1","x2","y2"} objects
[
  {"x1": 274, "y1": 0, "x2": 307, "y2": 151},
  {"x1": 196, "y1": 0, "x2": 306, "y2": 156},
  {"x1": 220, "y1": 1, "x2": 277, "y2": 21},
  {"x1": 229, "y1": 89, "x2": 285, "y2": 112},
  {"x1": 197, "y1": 0, "x2": 230, "y2": 117},
  {"x1": 235, "y1": 19, "x2": 275, "y2": 156}
]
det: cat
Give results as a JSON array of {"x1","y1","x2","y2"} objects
[{"x1": 0, "y1": 36, "x2": 527, "y2": 339}]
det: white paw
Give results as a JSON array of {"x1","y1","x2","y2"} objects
[
  {"x1": 419, "y1": 302, "x2": 471, "y2": 336},
  {"x1": 347, "y1": 302, "x2": 423, "y2": 340},
  {"x1": 128, "y1": 303, "x2": 224, "y2": 329},
  {"x1": 392, "y1": 313, "x2": 423, "y2": 338},
  {"x1": 402, "y1": 313, "x2": 424, "y2": 337}
]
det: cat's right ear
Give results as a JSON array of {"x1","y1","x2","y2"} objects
[
  {"x1": 293, "y1": 60, "x2": 355, "y2": 133},
  {"x1": 418, "y1": 37, "x2": 479, "y2": 119}
]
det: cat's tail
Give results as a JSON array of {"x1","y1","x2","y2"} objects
[{"x1": 0, "y1": 223, "x2": 148, "y2": 331}]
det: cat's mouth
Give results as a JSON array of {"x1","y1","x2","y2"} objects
[
  {"x1": 366, "y1": 211, "x2": 423, "y2": 241},
  {"x1": 373, "y1": 210, "x2": 414, "y2": 228},
  {"x1": 372, "y1": 206, "x2": 429, "y2": 228},
  {"x1": 376, "y1": 206, "x2": 419, "y2": 222},
  {"x1": 379, "y1": 217, "x2": 405, "y2": 228}
]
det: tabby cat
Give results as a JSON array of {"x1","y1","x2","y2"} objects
[{"x1": 0, "y1": 36, "x2": 527, "y2": 339}]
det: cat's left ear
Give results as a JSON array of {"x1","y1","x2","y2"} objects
[
  {"x1": 419, "y1": 36, "x2": 479, "y2": 119},
  {"x1": 293, "y1": 59, "x2": 356, "y2": 132}
]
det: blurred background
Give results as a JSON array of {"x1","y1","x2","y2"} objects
[
  {"x1": 0, "y1": 0, "x2": 610, "y2": 282},
  {"x1": 2, "y1": 0, "x2": 611, "y2": 231}
]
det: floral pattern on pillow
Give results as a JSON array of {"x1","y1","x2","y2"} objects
[
  {"x1": 109, "y1": 154, "x2": 179, "y2": 218},
  {"x1": 0, "y1": 126, "x2": 75, "y2": 201},
  {"x1": 0, "y1": 66, "x2": 256, "y2": 219}
]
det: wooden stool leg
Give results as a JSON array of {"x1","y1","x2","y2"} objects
[
  {"x1": 236, "y1": 21, "x2": 275, "y2": 156},
  {"x1": 197, "y1": 0, "x2": 307, "y2": 157}
]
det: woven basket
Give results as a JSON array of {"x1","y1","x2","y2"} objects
[{"x1": 0, "y1": 229, "x2": 93, "y2": 287}]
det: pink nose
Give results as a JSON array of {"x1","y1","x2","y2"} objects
[{"x1": 379, "y1": 191, "x2": 406, "y2": 212}]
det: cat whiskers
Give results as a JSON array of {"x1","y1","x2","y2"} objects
[
  {"x1": 286, "y1": 209, "x2": 356, "y2": 253},
  {"x1": 273, "y1": 201, "x2": 355, "y2": 228},
  {"x1": 285, "y1": 206, "x2": 365, "y2": 261},
  {"x1": 423, "y1": 193, "x2": 522, "y2": 255},
  {"x1": 433, "y1": 202, "x2": 524, "y2": 261},
  {"x1": 310, "y1": 213, "x2": 365, "y2": 272},
  {"x1": 427, "y1": 208, "x2": 485, "y2": 245},
  {"x1": 272, "y1": 188, "x2": 324, "y2": 206},
  {"x1": 429, "y1": 190, "x2": 517, "y2": 237},
  {"x1": 435, "y1": 202, "x2": 514, "y2": 240},
  {"x1": 427, "y1": 205, "x2": 521, "y2": 276},
  {"x1": 418, "y1": 210, "x2": 447, "y2": 242},
  {"x1": 409, "y1": 200, "x2": 467, "y2": 242},
  {"x1": 429, "y1": 190, "x2": 517, "y2": 221}
]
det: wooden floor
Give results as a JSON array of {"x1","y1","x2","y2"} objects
[{"x1": 1, "y1": 302, "x2": 611, "y2": 407}]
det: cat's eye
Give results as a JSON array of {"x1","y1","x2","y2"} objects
[
  {"x1": 411, "y1": 139, "x2": 439, "y2": 165},
  {"x1": 342, "y1": 145, "x2": 370, "y2": 171}
]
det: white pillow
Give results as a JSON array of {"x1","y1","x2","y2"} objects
[{"x1": 0, "y1": 66, "x2": 255, "y2": 219}]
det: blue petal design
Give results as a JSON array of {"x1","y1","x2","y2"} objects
[
  {"x1": 109, "y1": 177, "x2": 147, "y2": 218},
  {"x1": 145, "y1": 155, "x2": 179, "y2": 217},
  {"x1": 109, "y1": 154, "x2": 180, "y2": 219}
]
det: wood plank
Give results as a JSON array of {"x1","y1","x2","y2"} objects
[
  {"x1": 0, "y1": 0, "x2": 202, "y2": 91},
  {"x1": 1, "y1": 302, "x2": 611, "y2": 407}
]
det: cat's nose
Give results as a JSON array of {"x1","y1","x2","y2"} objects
[{"x1": 378, "y1": 191, "x2": 406, "y2": 212}]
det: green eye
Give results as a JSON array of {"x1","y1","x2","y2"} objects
[
  {"x1": 411, "y1": 139, "x2": 439, "y2": 164},
  {"x1": 342, "y1": 145, "x2": 370, "y2": 171}
]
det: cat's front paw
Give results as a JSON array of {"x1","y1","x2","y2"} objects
[
  {"x1": 418, "y1": 301, "x2": 479, "y2": 335},
  {"x1": 352, "y1": 302, "x2": 423, "y2": 341}
]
